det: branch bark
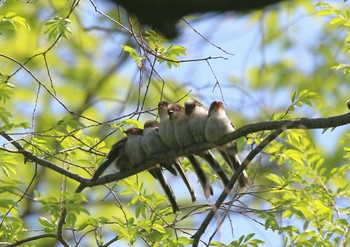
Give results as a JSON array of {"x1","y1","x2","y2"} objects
[
  {"x1": 0, "y1": 132, "x2": 86, "y2": 183},
  {"x1": 5, "y1": 234, "x2": 57, "y2": 247},
  {"x1": 76, "y1": 111, "x2": 350, "y2": 192},
  {"x1": 2, "y1": 111, "x2": 350, "y2": 193}
]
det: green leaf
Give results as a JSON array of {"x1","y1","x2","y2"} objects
[
  {"x1": 244, "y1": 233, "x2": 256, "y2": 242},
  {"x1": 265, "y1": 173, "x2": 285, "y2": 185},
  {"x1": 120, "y1": 189, "x2": 135, "y2": 196},
  {"x1": 129, "y1": 195, "x2": 139, "y2": 205},
  {"x1": 152, "y1": 223, "x2": 166, "y2": 233},
  {"x1": 119, "y1": 118, "x2": 143, "y2": 129},
  {"x1": 265, "y1": 217, "x2": 279, "y2": 231},
  {"x1": 44, "y1": 16, "x2": 71, "y2": 40},
  {"x1": 291, "y1": 91, "x2": 297, "y2": 103},
  {"x1": 38, "y1": 217, "x2": 54, "y2": 228},
  {"x1": 0, "y1": 106, "x2": 12, "y2": 124},
  {"x1": 38, "y1": 217, "x2": 56, "y2": 233},
  {"x1": 284, "y1": 149, "x2": 304, "y2": 165},
  {"x1": 56, "y1": 116, "x2": 85, "y2": 132},
  {"x1": 121, "y1": 45, "x2": 145, "y2": 68},
  {"x1": 331, "y1": 62, "x2": 350, "y2": 74},
  {"x1": 0, "y1": 12, "x2": 30, "y2": 33}
]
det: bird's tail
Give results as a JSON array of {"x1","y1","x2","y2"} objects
[
  {"x1": 149, "y1": 166, "x2": 180, "y2": 213},
  {"x1": 186, "y1": 155, "x2": 213, "y2": 198},
  {"x1": 91, "y1": 158, "x2": 115, "y2": 182},
  {"x1": 173, "y1": 159, "x2": 196, "y2": 202},
  {"x1": 218, "y1": 143, "x2": 252, "y2": 190},
  {"x1": 199, "y1": 150, "x2": 230, "y2": 186}
]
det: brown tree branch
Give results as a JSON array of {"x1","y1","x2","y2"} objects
[
  {"x1": 76, "y1": 111, "x2": 350, "y2": 192},
  {"x1": 5, "y1": 234, "x2": 57, "y2": 247},
  {"x1": 0, "y1": 132, "x2": 86, "y2": 184},
  {"x1": 56, "y1": 206, "x2": 69, "y2": 247},
  {"x1": 2, "y1": 111, "x2": 350, "y2": 194}
]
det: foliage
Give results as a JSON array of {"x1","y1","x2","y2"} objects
[
  {"x1": 0, "y1": 12, "x2": 30, "y2": 34},
  {"x1": 317, "y1": 2, "x2": 350, "y2": 75},
  {"x1": 0, "y1": 0, "x2": 349, "y2": 246},
  {"x1": 44, "y1": 16, "x2": 72, "y2": 40}
]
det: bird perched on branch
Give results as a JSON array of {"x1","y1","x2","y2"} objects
[
  {"x1": 184, "y1": 98, "x2": 208, "y2": 144},
  {"x1": 90, "y1": 137, "x2": 130, "y2": 182},
  {"x1": 158, "y1": 102, "x2": 198, "y2": 201},
  {"x1": 124, "y1": 127, "x2": 179, "y2": 213},
  {"x1": 184, "y1": 98, "x2": 230, "y2": 186},
  {"x1": 142, "y1": 120, "x2": 177, "y2": 175},
  {"x1": 91, "y1": 127, "x2": 180, "y2": 213},
  {"x1": 142, "y1": 119, "x2": 196, "y2": 202},
  {"x1": 158, "y1": 101, "x2": 179, "y2": 150},
  {"x1": 123, "y1": 127, "x2": 147, "y2": 166},
  {"x1": 168, "y1": 103, "x2": 213, "y2": 198},
  {"x1": 91, "y1": 128, "x2": 147, "y2": 181},
  {"x1": 205, "y1": 101, "x2": 252, "y2": 190}
]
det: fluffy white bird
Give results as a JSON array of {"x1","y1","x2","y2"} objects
[
  {"x1": 158, "y1": 101, "x2": 179, "y2": 150},
  {"x1": 205, "y1": 101, "x2": 252, "y2": 189},
  {"x1": 185, "y1": 98, "x2": 230, "y2": 186}
]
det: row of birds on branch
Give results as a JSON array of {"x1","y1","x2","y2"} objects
[{"x1": 91, "y1": 98, "x2": 251, "y2": 213}]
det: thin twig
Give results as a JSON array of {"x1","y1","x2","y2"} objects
[{"x1": 181, "y1": 18, "x2": 235, "y2": 56}]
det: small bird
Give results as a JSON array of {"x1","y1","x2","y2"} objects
[
  {"x1": 90, "y1": 137, "x2": 130, "y2": 182},
  {"x1": 168, "y1": 103, "x2": 213, "y2": 198},
  {"x1": 205, "y1": 101, "x2": 251, "y2": 189},
  {"x1": 123, "y1": 127, "x2": 147, "y2": 166},
  {"x1": 158, "y1": 101, "x2": 179, "y2": 150},
  {"x1": 90, "y1": 128, "x2": 150, "y2": 181},
  {"x1": 167, "y1": 103, "x2": 194, "y2": 148},
  {"x1": 125, "y1": 127, "x2": 180, "y2": 212},
  {"x1": 142, "y1": 119, "x2": 196, "y2": 202},
  {"x1": 91, "y1": 128, "x2": 146, "y2": 182},
  {"x1": 158, "y1": 103, "x2": 197, "y2": 202},
  {"x1": 184, "y1": 98, "x2": 230, "y2": 186},
  {"x1": 142, "y1": 120, "x2": 177, "y2": 175},
  {"x1": 184, "y1": 98, "x2": 207, "y2": 144},
  {"x1": 91, "y1": 127, "x2": 180, "y2": 213}
]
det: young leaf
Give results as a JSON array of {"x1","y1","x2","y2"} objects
[{"x1": 45, "y1": 17, "x2": 71, "y2": 40}]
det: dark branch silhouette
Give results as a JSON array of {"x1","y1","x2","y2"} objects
[{"x1": 106, "y1": 0, "x2": 287, "y2": 38}]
